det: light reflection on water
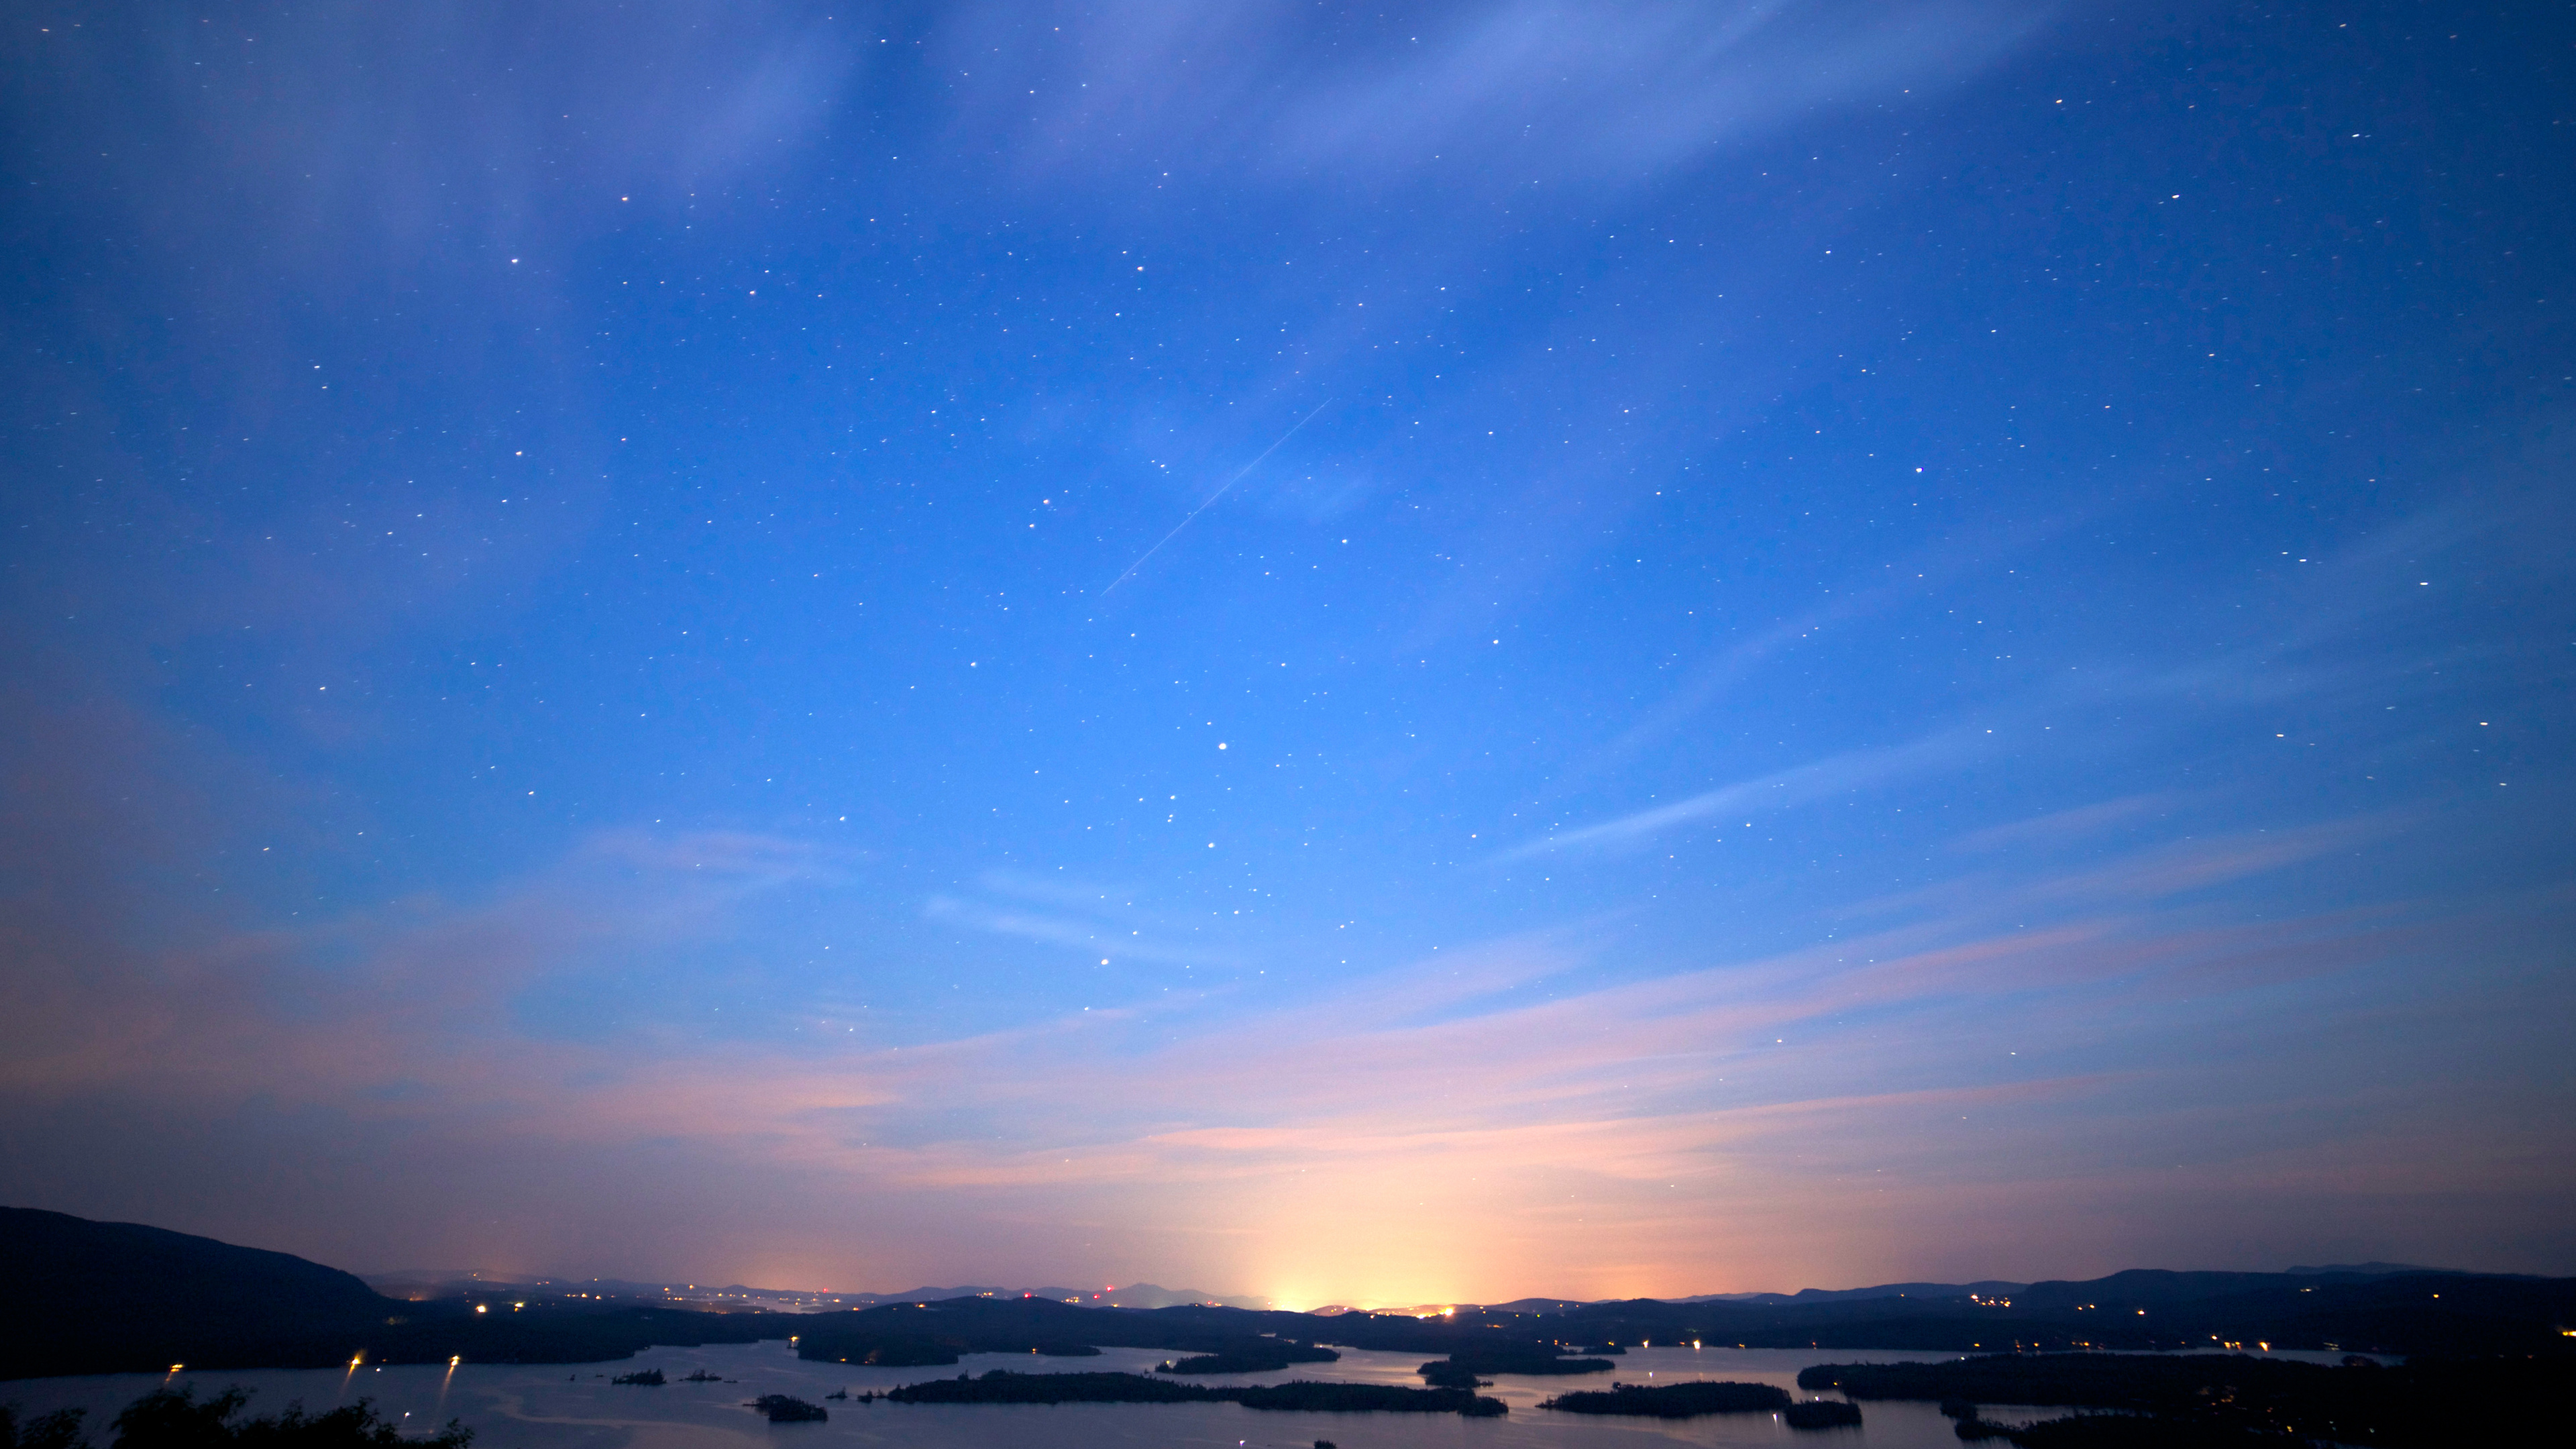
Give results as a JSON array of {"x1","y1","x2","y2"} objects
[{"x1": 0, "y1": 1341, "x2": 2369, "y2": 1449}]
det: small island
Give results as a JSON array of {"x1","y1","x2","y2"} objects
[
  {"x1": 1538, "y1": 1381, "x2": 1792, "y2": 1417},
  {"x1": 752, "y1": 1395, "x2": 828, "y2": 1423},
  {"x1": 608, "y1": 1368, "x2": 664, "y2": 1386},
  {"x1": 1782, "y1": 1399, "x2": 1864, "y2": 1428}
]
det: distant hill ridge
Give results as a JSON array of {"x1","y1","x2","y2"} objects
[
  {"x1": 1479, "y1": 1264, "x2": 2488, "y2": 1311},
  {"x1": 364, "y1": 1270, "x2": 1265, "y2": 1311}
]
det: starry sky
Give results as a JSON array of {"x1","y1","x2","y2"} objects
[{"x1": 2, "y1": 1, "x2": 2571, "y2": 1305}]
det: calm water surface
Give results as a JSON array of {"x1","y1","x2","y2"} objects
[{"x1": 0, "y1": 1340, "x2": 2366, "y2": 1449}]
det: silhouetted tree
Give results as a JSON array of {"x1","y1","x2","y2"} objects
[
  {"x1": 2, "y1": 1404, "x2": 92, "y2": 1449},
  {"x1": 110, "y1": 1387, "x2": 470, "y2": 1449}
]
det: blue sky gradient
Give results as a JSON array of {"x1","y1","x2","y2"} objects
[{"x1": 2, "y1": 1, "x2": 2570, "y2": 1303}]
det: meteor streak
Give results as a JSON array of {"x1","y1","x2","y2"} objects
[{"x1": 1101, "y1": 400, "x2": 1331, "y2": 595}]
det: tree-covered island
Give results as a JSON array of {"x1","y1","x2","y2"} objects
[
  {"x1": 1156, "y1": 1344, "x2": 1339, "y2": 1374},
  {"x1": 1536, "y1": 1381, "x2": 1791, "y2": 1417},
  {"x1": 1417, "y1": 1346, "x2": 1616, "y2": 1388},
  {"x1": 882, "y1": 1369, "x2": 1503, "y2": 1415}
]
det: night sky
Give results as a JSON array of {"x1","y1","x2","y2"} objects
[{"x1": 3, "y1": 2, "x2": 2570, "y2": 1305}]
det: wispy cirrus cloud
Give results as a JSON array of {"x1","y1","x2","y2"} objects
[
  {"x1": 11, "y1": 1, "x2": 867, "y2": 258},
  {"x1": 5, "y1": 800, "x2": 2563, "y2": 1297},
  {"x1": 924, "y1": 868, "x2": 1242, "y2": 968},
  {"x1": 1501, "y1": 723, "x2": 1988, "y2": 859},
  {"x1": 1950, "y1": 794, "x2": 2178, "y2": 853},
  {"x1": 936, "y1": 0, "x2": 2055, "y2": 189}
]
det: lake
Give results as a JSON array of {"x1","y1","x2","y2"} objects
[{"x1": 0, "y1": 1340, "x2": 2368, "y2": 1449}]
